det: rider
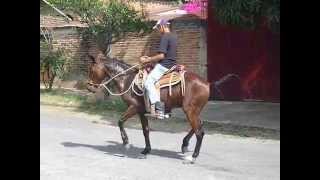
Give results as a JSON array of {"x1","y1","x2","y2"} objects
[{"x1": 139, "y1": 19, "x2": 177, "y2": 118}]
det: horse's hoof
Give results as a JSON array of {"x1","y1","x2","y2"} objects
[
  {"x1": 183, "y1": 155, "x2": 196, "y2": 164},
  {"x1": 181, "y1": 146, "x2": 189, "y2": 154},
  {"x1": 140, "y1": 148, "x2": 151, "y2": 155},
  {"x1": 137, "y1": 154, "x2": 147, "y2": 159},
  {"x1": 123, "y1": 144, "x2": 131, "y2": 150}
]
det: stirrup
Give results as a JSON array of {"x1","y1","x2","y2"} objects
[
  {"x1": 145, "y1": 102, "x2": 170, "y2": 119},
  {"x1": 157, "y1": 113, "x2": 170, "y2": 119},
  {"x1": 144, "y1": 113, "x2": 170, "y2": 119},
  {"x1": 145, "y1": 107, "x2": 170, "y2": 119},
  {"x1": 155, "y1": 106, "x2": 165, "y2": 119}
]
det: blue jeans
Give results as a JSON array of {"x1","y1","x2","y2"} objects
[{"x1": 144, "y1": 64, "x2": 168, "y2": 104}]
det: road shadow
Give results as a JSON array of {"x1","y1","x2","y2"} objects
[
  {"x1": 60, "y1": 141, "x2": 236, "y2": 173},
  {"x1": 61, "y1": 140, "x2": 185, "y2": 160}
]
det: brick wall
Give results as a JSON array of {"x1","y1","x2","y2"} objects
[
  {"x1": 111, "y1": 32, "x2": 161, "y2": 65},
  {"x1": 40, "y1": 26, "x2": 92, "y2": 79},
  {"x1": 40, "y1": 27, "x2": 107, "y2": 79},
  {"x1": 40, "y1": 16, "x2": 66, "y2": 27},
  {"x1": 40, "y1": 14, "x2": 90, "y2": 80},
  {"x1": 41, "y1": 17, "x2": 207, "y2": 80},
  {"x1": 51, "y1": 28, "x2": 89, "y2": 75},
  {"x1": 111, "y1": 19, "x2": 207, "y2": 78}
]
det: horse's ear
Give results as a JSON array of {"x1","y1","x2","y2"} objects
[{"x1": 88, "y1": 55, "x2": 96, "y2": 64}]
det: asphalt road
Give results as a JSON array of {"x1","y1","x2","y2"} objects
[{"x1": 40, "y1": 105, "x2": 280, "y2": 180}]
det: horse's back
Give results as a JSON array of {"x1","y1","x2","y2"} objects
[
  {"x1": 170, "y1": 71, "x2": 210, "y2": 115},
  {"x1": 184, "y1": 71, "x2": 210, "y2": 93},
  {"x1": 159, "y1": 71, "x2": 210, "y2": 111}
]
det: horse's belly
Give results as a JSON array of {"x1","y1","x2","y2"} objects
[{"x1": 160, "y1": 84, "x2": 183, "y2": 111}]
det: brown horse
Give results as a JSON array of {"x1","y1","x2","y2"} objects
[{"x1": 87, "y1": 55, "x2": 210, "y2": 163}]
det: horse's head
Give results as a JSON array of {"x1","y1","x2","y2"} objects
[
  {"x1": 86, "y1": 55, "x2": 110, "y2": 93},
  {"x1": 87, "y1": 54, "x2": 133, "y2": 93}
]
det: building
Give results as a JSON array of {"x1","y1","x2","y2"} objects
[
  {"x1": 40, "y1": 0, "x2": 280, "y2": 102},
  {"x1": 207, "y1": 0, "x2": 280, "y2": 102}
]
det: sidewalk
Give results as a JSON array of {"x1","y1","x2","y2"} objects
[
  {"x1": 172, "y1": 101, "x2": 280, "y2": 130},
  {"x1": 40, "y1": 86, "x2": 280, "y2": 131}
]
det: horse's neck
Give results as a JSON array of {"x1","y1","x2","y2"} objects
[
  {"x1": 105, "y1": 59, "x2": 138, "y2": 92},
  {"x1": 110, "y1": 69, "x2": 136, "y2": 93}
]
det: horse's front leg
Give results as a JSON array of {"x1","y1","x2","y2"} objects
[
  {"x1": 181, "y1": 129, "x2": 194, "y2": 154},
  {"x1": 118, "y1": 105, "x2": 137, "y2": 146},
  {"x1": 139, "y1": 113, "x2": 151, "y2": 155}
]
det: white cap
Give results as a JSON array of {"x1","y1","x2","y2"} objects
[{"x1": 152, "y1": 19, "x2": 170, "y2": 29}]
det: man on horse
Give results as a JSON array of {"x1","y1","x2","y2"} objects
[
  {"x1": 87, "y1": 19, "x2": 209, "y2": 161},
  {"x1": 139, "y1": 19, "x2": 177, "y2": 118}
]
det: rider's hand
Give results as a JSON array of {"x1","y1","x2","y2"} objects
[{"x1": 140, "y1": 56, "x2": 150, "y2": 64}]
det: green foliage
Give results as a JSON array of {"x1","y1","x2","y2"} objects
[
  {"x1": 40, "y1": 41, "x2": 70, "y2": 90},
  {"x1": 40, "y1": 89, "x2": 128, "y2": 113},
  {"x1": 262, "y1": 0, "x2": 280, "y2": 33},
  {"x1": 47, "y1": 0, "x2": 153, "y2": 52},
  {"x1": 213, "y1": 0, "x2": 280, "y2": 33}
]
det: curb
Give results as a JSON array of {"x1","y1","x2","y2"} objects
[{"x1": 40, "y1": 101, "x2": 280, "y2": 134}]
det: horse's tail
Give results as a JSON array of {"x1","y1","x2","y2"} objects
[{"x1": 209, "y1": 74, "x2": 241, "y2": 100}]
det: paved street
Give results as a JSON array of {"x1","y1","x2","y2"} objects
[{"x1": 40, "y1": 105, "x2": 280, "y2": 180}]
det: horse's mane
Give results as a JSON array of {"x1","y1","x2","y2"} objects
[
  {"x1": 103, "y1": 56, "x2": 138, "y2": 76},
  {"x1": 104, "y1": 57, "x2": 132, "y2": 70}
]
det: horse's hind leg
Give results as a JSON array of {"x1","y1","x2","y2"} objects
[
  {"x1": 192, "y1": 120, "x2": 204, "y2": 159},
  {"x1": 139, "y1": 114, "x2": 151, "y2": 155},
  {"x1": 184, "y1": 110, "x2": 205, "y2": 163},
  {"x1": 118, "y1": 105, "x2": 137, "y2": 146},
  {"x1": 181, "y1": 129, "x2": 194, "y2": 154}
]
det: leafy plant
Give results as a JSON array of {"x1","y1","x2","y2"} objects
[
  {"x1": 40, "y1": 41, "x2": 69, "y2": 90},
  {"x1": 47, "y1": 0, "x2": 153, "y2": 54},
  {"x1": 213, "y1": 0, "x2": 280, "y2": 33}
]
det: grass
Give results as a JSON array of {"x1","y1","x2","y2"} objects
[
  {"x1": 40, "y1": 88, "x2": 127, "y2": 114},
  {"x1": 40, "y1": 88, "x2": 280, "y2": 140}
]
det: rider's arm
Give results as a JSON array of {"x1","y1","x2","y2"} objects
[
  {"x1": 140, "y1": 53, "x2": 164, "y2": 64},
  {"x1": 147, "y1": 53, "x2": 165, "y2": 63},
  {"x1": 140, "y1": 34, "x2": 168, "y2": 64}
]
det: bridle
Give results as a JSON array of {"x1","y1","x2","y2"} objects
[{"x1": 87, "y1": 63, "x2": 144, "y2": 96}]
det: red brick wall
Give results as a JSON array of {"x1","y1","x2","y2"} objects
[
  {"x1": 40, "y1": 16, "x2": 66, "y2": 27},
  {"x1": 175, "y1": 29, "x2": 201, "y2": 74},
  {"x1": 41, "y1": 17, "x2": 205, "y2": 79},
  {"x1": 50, "y1": 28, "x2": 89, "y2": 74},
  {"x1": 111, "y1": 32, "x2": 161, "y2": 65},
  {"x1": 111, "y1": 19, "x2": 204, "y2": 77}
]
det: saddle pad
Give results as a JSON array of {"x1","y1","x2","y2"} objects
[{"x1": 155, "y1": 72, "x2": 182, "y2": 89}]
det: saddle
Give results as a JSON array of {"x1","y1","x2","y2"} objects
[
  {"x1": 134, "y1": 63, "x2": 186, "y2": 113},
  {"x1": 145, "y1": 63, "x2": 185, "y2": 90}
]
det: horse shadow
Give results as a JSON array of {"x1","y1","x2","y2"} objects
[
  {"x1": 60, "y1": 142, "x2": 236, "y2": 173},
  {"x1": 61, "y1": 140, "x2": 185, "y2": 160}
]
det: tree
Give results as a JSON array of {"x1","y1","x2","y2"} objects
[
  {"x1": 47, "y1": 0, "x2": 153, "y2": 55},
  {"x1": 213, "y1": 0, "x2": 280, "y2": 33}
]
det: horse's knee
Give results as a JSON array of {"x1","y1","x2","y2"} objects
[
  {"x1": 143, "y1": 127, "x2": 149, "y2": 137},
  {"x1": 195, "y1": 128, "x2": 204, "y2": 137},
  {"x1": 182, "y1": 136, "x2": 190, "y2": 146}
]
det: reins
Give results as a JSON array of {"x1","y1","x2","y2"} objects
[{"x1": 88, "y1": 63, "x2": 144, "y2": 96}]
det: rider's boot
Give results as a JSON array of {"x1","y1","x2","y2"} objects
[
  {"x1": 155, "y1": 101, "x2": 165, "y2": 119},
  {"x1": 150, "y1": 103, "x2": 156, "y2": 115}
]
